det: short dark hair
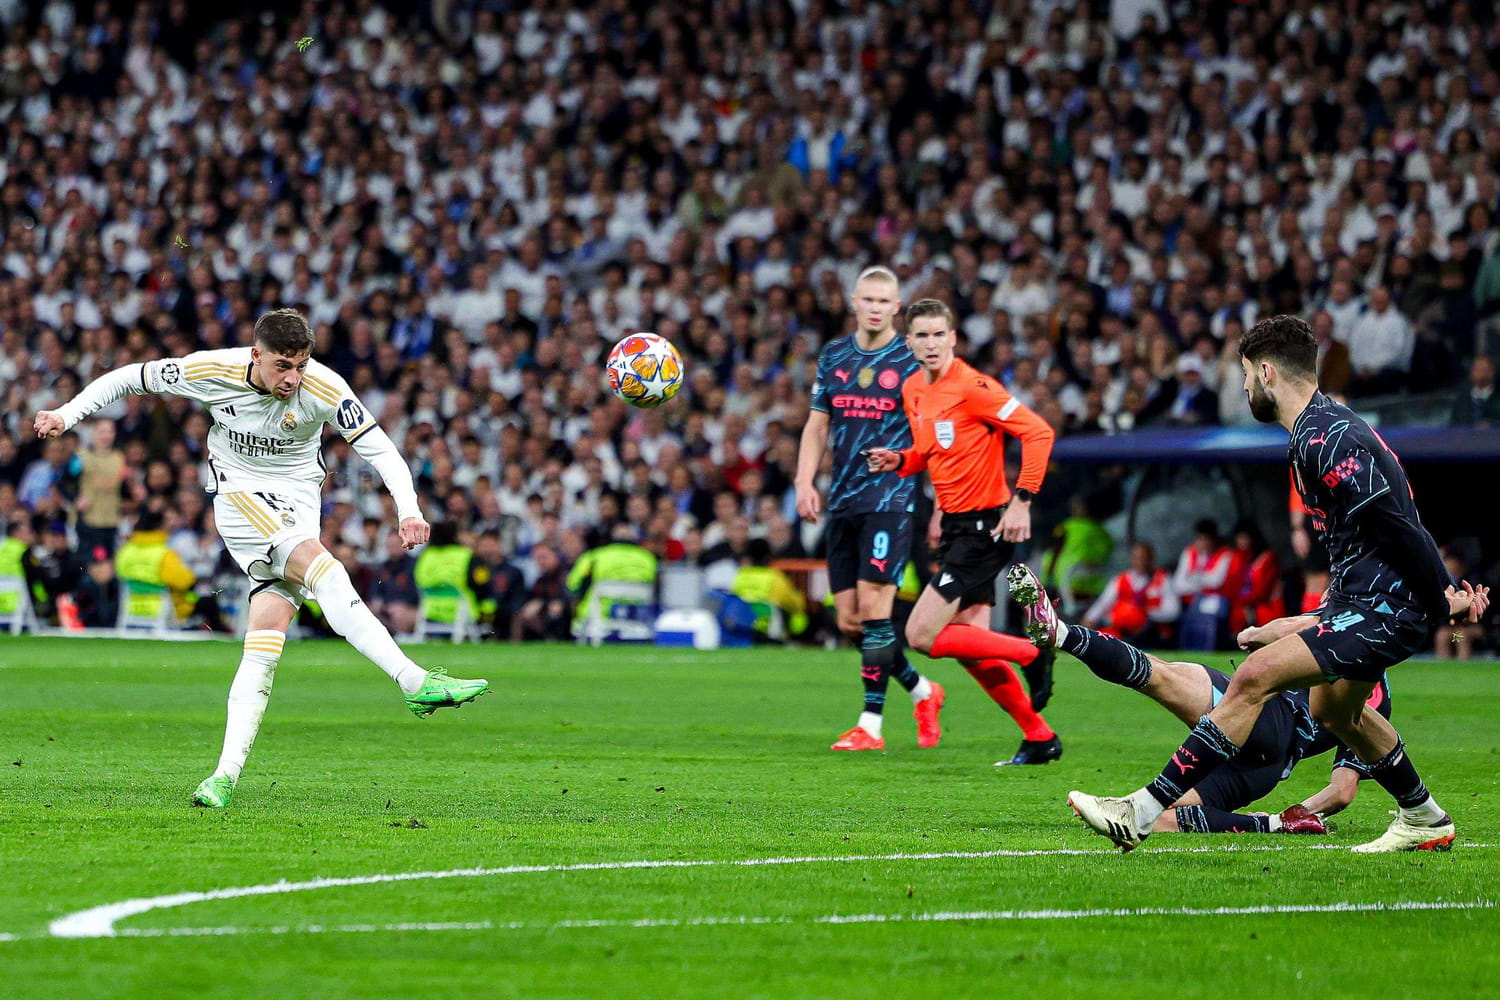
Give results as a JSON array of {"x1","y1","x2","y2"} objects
[
  {"x1": 253, "y1": 308, "x2": 315, "y2": 356},
  {"x1": 905, "y1": 298, "x2": 955, "y2": 329},
  {"x1": 1239, "y1": 314, "x2": 1317, "y2": 378}
]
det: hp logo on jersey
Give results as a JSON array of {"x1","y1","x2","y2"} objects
[{"x1": 337, "y1": 399, "x2": 366, "y2": 431}]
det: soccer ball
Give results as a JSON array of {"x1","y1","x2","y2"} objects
[{"x1": 606, "y1": 333, "x2": 685, "y2": 409}]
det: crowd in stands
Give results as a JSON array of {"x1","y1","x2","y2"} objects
[{"x1": 2, "y1": 0, "x2": 1499, "y2": 643}]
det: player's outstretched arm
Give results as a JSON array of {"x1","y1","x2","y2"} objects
[
  {"x1": 794, "y1": 409, "x2": 830, "y2": 521},
  {"x1": 34, "y1": 362, "x2": 153, "y2": 437},
  {"x1": 1237, "y1": 614, "x2": 1320, "y2": 651},
  {"x1": 1297, "y1": 767, "x2": 1361, "y2": 818}
]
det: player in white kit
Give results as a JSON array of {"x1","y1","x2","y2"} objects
[{"x1": 35, "y1": 309, "x2": 490, "y2": 808}]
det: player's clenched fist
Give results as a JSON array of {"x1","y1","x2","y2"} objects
[
  {"x1": 398, "y1": 515, "x2": 430, "y2": 549},
  {"x1": 33, "y1": 411, "x2": 64, "y2": 438}
]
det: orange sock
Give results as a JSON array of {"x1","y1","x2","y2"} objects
[
  {"x1": 963, "y1": 658, "x2": 1054, "y2": 741},
  {"x1": 930, "y1": 623, "x2": 1037, "y2": 666}
]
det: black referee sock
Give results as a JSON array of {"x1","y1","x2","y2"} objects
[
  {"x1": 1060, "y1": 625, "x2": 1153, "y2": 690},
  {"x1": 1174, "y1": 804, "x2": 1272, "y2": 834}
]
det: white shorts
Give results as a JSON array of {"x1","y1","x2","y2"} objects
[{"x1": 213, "y1": 482, "x2": 322, "y2": 609}]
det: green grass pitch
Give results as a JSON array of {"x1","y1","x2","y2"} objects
[{"x1": 1, "y1": 637, "x2": 1497, "y2": 999}]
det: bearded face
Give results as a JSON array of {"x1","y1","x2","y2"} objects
[{"x1": 1246, "y1": 368, "x2": 1279, "y2": 423}]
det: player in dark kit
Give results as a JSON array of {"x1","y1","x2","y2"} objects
[
  {"x1": 1011, "y1": 563, "x2": 1387, "y2": 836},
  {"x1": 1067, "y1": 315, "x2": 1489, "y2": 853},
  {"x1": 797, "y1": 266, "x2": 944, "y2": 751}
]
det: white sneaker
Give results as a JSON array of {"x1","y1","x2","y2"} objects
[
  {"x1": 1068, "y1": 790, "x2": 1149, "y2": 851},
  {"x1": 1007, "y1": 563, "x2": 1061, "y2": 646},
  {"x1": 1351, "y1": 813, "x2": 1456, "y2": 853}
]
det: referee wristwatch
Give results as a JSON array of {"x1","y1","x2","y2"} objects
[{"x1": 1013, "y1": 489, "x2": 1036, "y2": 503}]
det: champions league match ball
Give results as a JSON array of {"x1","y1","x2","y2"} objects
[{"x1": 606, "y1": 333, "x2": 685, "y2": 409}]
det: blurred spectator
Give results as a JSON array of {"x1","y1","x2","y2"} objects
[
  {"x1": 1083, "y1": 541, "x2": 1180, "y2": 647},
  {"x1": 75, "y1": 421, "x2": 125, "y2": 556},
  {"x1": 74, "y1": 546, "x2": 120, "y2": 628},
  {"x1": 729, "y1": 538, "x2": 809, "y2": 642},
  {"x1": 567, "y1": 522, "x2": 658, "y2": 638},
  {"x1": 368, "y1": 532, "x2": 419, "y2": 637},
  {"x1": 1348, "y1": 287, "x2": 1415, "y2": 396},
  {"x1": 33, "y1": 519, "x2": 84, "y2": 624},
  {"x1": 1173, "y1": 519, "x2": 1233, "y2": 616},
  {"x1": 474, "y1": 529, "x2": 526, "y2": 641},
  {"x1": 1449, "y1": 356, "x2": 1500, "y2": 426},
  {"x1": 0, "y1": 514, "x2": 47, "y2": 621},
  {"x1": 115, "y1": 510, "x2": 197, "y2": 623},
  {"x1": 514, "y1": 543, "x2": 571, "y2": 642},
  {"x1": 1310, "y1": 311, "x2": 1354, "y2": 398},
  {"x1": 1164, "y1": 356, "x2": 1220, "y2": 427},
  {"x1": 1228, "y1": 522, "x2": 1284, "y2": 636},
  {"x1": 1041, "y1": 496, "x2": 1114, "y2": 612},
  {"x1": 413, "y1": 521, "x2": 487, "y2": 637}
]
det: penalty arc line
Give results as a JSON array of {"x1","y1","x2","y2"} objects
[{"x1": 38, "y1": 841, "x2": 1500, "y2": 941}]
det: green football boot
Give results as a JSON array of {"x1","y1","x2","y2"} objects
[
  {"x1": 192, "y1": 774, "x2": 235, "y2": 809},
  {"x1": 404, "y1": 667, "x2": 491, "y2": 718}
]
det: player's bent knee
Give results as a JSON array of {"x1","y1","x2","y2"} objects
[
  {"x1": 904, "y1": 621, "x2": 935, "y2": 655},
  {"x1": 1223, "y1": 658, "x2": 1280, "y2": 703}
]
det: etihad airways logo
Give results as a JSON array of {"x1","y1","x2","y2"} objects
[{"x1": 832, "y1": 394, "x2": 897, "y2": 412}]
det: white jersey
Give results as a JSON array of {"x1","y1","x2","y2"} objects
[
  {"x1": 55, "y1": 347, "x2": 420, "y2": 520},
  {"x1": 139, "y1": 349, "x2": 376, "y2": 490}
]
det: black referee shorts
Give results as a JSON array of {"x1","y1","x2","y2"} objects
[{"x1": 932, "y1": 506, "x2": 1013, "y2": 609}]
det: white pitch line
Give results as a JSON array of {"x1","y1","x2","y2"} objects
[
  {"x1": 39, "y1": 841, "x2": 1500, "y2": 941},
  {"x1": 64, "y1": 898, "x2": 1500, "y2": 940}
]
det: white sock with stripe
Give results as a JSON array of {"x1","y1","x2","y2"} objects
[
  {"x1": 215, "y1": 630, "x2": 283, "y2": 782},
  {"x1": 303, "y1": 552, "x2": 428, "y2": 694}
]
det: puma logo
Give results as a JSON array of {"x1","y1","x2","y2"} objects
[{"x1": 1171, "y1": 747, "x2": 1199, "y2": 774}]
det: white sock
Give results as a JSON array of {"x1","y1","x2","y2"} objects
[
  {"x1": 215, "y1": 630, "x2": 283, "y2": 782},
  {"x1": 1129, "y1": 788, "x2": 1168, "y2": 829},
  {"x1": 1267, "y1": 813, "x2": 1284, "y2": 832},
  {"x1": 1400, "y1": 796, "x2": 1446, "y2": 825},
  {"x1": 304, "y1": 552, "x2": 428, "y2": 694},
  {"x1": 858, "y1": 711, "x2": 883, "y2": 737},
  {"x1": 909, "y1": 676, "x2": 933, "y2": 703}
]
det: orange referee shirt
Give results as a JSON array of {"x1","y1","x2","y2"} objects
[{"x1": 896, "y1": 358, "x2": 1055, "y2": 514}]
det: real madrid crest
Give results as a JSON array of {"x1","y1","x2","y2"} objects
[
  {"x1": 280, "y1": 412, "x2": 298, "y2": 432},
  {"x1": 857, "y1": 368, "x2": 875, "y2": 388},
  {"x1": 280, "y1": 512, "x2": 296, "y2": 527}
]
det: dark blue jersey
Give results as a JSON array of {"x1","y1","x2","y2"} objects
[
  {"x1": 1289, "y1": 393, "x2": 1451, "y2": 624},
  {"x1": 809, "y1": 333, "x2": 920, "y2": 515}
]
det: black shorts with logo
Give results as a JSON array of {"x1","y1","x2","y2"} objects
[
  {"x1": 932, "y1": 506, "x2": 1013, "y2": 609},
  {"x1": 1298, "y1": 602, "x2": 1431, "y2": 684},
  {"x1": 825, "y1": 511, "x2": 913, "y2": 593}
]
